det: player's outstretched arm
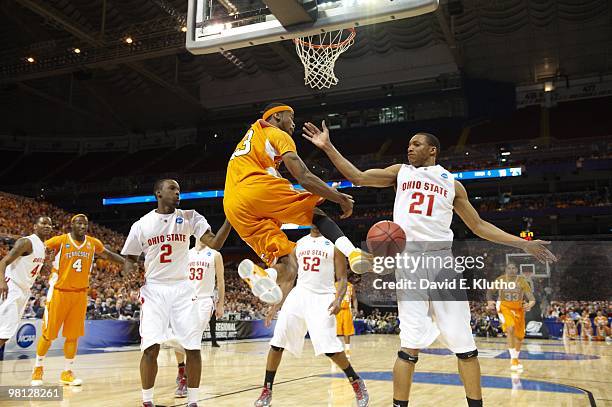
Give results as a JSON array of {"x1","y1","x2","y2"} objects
[
  {"x1": 200, "y1": 219, "x2": 232, "y2": 250},
  {"x1": 329, "y1": 248, "x2": 347, "y2": 315},
  {"x1": 214, "y1": 252, "x2": 225, "y2": 319},
  {"x1": 121, "y1": 255, "x2": 139, "y2": 278},
  {"x1": 282, "y1": 151, "x2": 355, "y2": 218},
  {"x1": 302, "y1": 121, "x2": 400, "y2": 188},
  {"x1": 99, "y1": 247, "x2": 127, "y2": 265},
  {"x1": 453, "y1": 180, "x2": 557, "y2": 263},
  {"x1": 0, "y1": 238, "x2": 33, "y2": 300}
]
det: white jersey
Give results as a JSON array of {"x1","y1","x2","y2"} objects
[
  {"x1": 5, "y1": 234, "x2": 46, "y2": 291},
  {"x1": 188, "y1": 247, "x2": 217, "y2": 298},
  {"x1": 393, "y1": 164, "x2": 455, "y2": 243},
  {"x1": 295, "y1": 234, "x2": 336, "y2": 294},
  {"x1": 121, "y1": 209, "x2": 211, "y2": 284}
]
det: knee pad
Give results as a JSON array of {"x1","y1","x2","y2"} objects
[
  {"x1": 270, "y1": 345, "x2": 284, "y2": 352},
  {"x1": 456, "y1": 349, "x2": 478, "y2": 360},
  {"x1": 325, "y1": 352, "x2": 337, "y2": 358},
  {"x1": 397, "y1": 350, "x2": 418, "y2": 364}
]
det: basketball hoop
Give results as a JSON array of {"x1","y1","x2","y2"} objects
[{"x1": 294, "y1": 28, "x2": 356, "y2": 90}]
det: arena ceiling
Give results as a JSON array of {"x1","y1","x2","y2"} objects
[{"x1": 0, "y1": 0, "x2": 610, "y2": 136}]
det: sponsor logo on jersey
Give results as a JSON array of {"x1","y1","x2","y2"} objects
[
  {"x1": 16, "y1": 323, "x2": 36, "y2": 348},
  {"x1": 176, "y1": 217, "x2": 184, "y2": 224}
]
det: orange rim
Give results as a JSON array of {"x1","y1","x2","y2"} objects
[{"x1": 293, "y1": 28, "x2": 356, "y2": 50}]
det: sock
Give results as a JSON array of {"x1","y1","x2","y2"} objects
[
  {"x1": 264, "y1": 370, "x2": 276, "y2": 390},
  {"x1": 466, "y1": 397, "x2": 483, "y2": 407},
  {"x1": 342, "y1": 364, "x2": 360, "y2": 382},
  {"x1": 187, "y1": 387, "x2": 199, "y2": 404},
  {"x1": 509, "y1": 349, "x2": 518, "y2": 359},
  {"x1": 142, "y1": 387, "x2": 154, "y2": 403},
  {"x1": 35, "y1": 355, "x2": 45, "y2": 367},
  {"x1": 178, "y1": 362, "x2": 186, "y2": 379},
  {"x1": 335, "y1": 236, "x2": 357, "y2": 258},
  {"x1": 345, "y1": 343, "x2": 351, "y2": 351},
  {"x1": 515, "y1": 349, "x2": 521, "y2": 359},
  {"x1": 393, "y1": 400, "x2": 408, "y2": 407},
  {"x1": 64, "y1": 358, "x2": 74, "y2": 372}
]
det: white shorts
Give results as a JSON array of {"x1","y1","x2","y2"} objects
[
  {"x1": 271, "y1": 286, "x2": 343, "y2": 357},
  {"x1": 0, "y1": 281, "x2": 30, "y2": 339},
  {"x1": 139, "y1": 281, "x2": 201, "y2": 351},
  {"x1": 196, "y1": 296, "x2": 214, "y2": 334},
  {"x1": 395, "y1": 249, "x2": 476, "y2": 354}
]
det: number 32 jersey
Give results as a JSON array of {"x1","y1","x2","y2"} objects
[
  {"x1": 45, "y1": 234, "x2": 105, "y2": 290},
  {"x1": 122, "y1": 209, "x2": 211, "y2": 284},
  {"x1": 393, "y1": 164, "x2": 455, "y2": 242}
]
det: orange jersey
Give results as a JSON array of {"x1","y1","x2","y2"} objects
[
  {"x1": 594, "y1": 316, "x2": 609, "y2": 327},
  {"x1": 225, "y1": 120, "x2": 297, "y2": 190},
  {"x1": 337, "y1": 282, "x2": 354, "y2": 310},
  {"x1": 45, "y1": 234, "x2": 105, "y2": 290},
  {"x1": 496, "y1": 275, "x2": 532, "y2": 308}
]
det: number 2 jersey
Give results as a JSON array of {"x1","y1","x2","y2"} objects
[
  {"x1": 122, "y1": 209, "x2": 211, "y2": 284},
  {"x1": 393, "y1": 164, "x2": 455, "y2": 243},
  {"x1": 45, "y1": 234, "x2": 105, "y2": 290},
  {"x1": 5, "y1": 234, "x2": 46, "y2": 291}
]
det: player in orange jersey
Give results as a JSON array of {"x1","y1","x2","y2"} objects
[
  {"x1": 336, "y1": 276, "x2": 358, "y2": 356},
  {"x1": 594, "y1": 310, "x2": 610, "y2": 339},
  {"x1": 487, "y1": 262, "x2": 535, "y2": 371},
  {"x1": 563, "y1": 315, "x2": 578, "y2": 340},
  {"x1": 224, "y1": 102, "x2": 371, "y2": 305},
  {"x1": 31, "y1": 214, "x2": 125, "y2": 387}
]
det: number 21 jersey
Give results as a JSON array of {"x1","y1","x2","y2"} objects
[
  {"x1": 122, "y1": 209, "x2": 211, "y2": 284},
  {"x1": 393, "y1": 164, "x2": 455, "y2": 242}
]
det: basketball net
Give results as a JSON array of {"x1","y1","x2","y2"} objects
[{"x1": 294, "y1": 28, "x2": 356, "y2": 90}]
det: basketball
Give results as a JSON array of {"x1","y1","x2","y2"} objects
[{"x1": 366, "y1": 221, "x2": 406, "y2": 257}]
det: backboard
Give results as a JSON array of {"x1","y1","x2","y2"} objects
[
  {"x1": 186, "y1": 0, "x2": 439, "y2": 55},
  {"x1": 506, "y1": 253, "x2": 551, "y2": 278}
]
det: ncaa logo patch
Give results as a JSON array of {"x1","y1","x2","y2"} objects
[
  {"x1": 176, "y1": 217, "x2": 184, "y2": 224},
  {"x1": 66, "y1": 244, "x2": 70, "y2": 249},
  {"x1": 207, "y1": 252, "x2": 212, "y2": 256},
  {"x1": 324, "y1": 241, "x2": 331, "y2": 246},
  {"x1": 16, "y1": 323, "x2": 36, "y2": 348},
  {"x1": 441, "y1": 173, "x2": 449, "y2": 179}
]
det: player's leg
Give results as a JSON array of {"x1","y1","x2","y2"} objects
[
  {"x1": 59, "y1": 291, "x2": 87, "y2": 385},
  {"x1": 0, "y1": 282, "x2": 28, "y2": 348},
  {"x1": 393, "y1": 347, "x2": 419, "y2": 406},
  {"x1": 174, "y1": 350, "x2": 187, "y2": 398},
  {"x1": 433, "y1": 300, "x2": 482, "y2": 406},
  {"x1": 170, "y1": 281, "x2": 204, "y2": 406},
  {"x1": 512, "y1": 309, "x2": 526, "y2": 370},
  {"x1": 139, "y1": 284, "x2": 171, "y2": 406},
  {"x1": 32, "y1": 290, "x2": 67, "y2": 386}
]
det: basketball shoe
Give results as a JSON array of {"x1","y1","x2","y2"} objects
[
  {"x1": 60, "y1": 370, "x2": 83, "y2": 386},
  {"x1": 254, "y1": 387, "x2": 272, "y2": 407},
  {"x1": 142, "y1": 402, "x2": 154, "y2": 407},
  {"x1": 31, "y1": 366, "x2": 44, "y2": 386},
  {"x1": 351, "y1": 378, "x2": 370, "y2": 407},
  {"x1": 348, "y1": 249, "x2": 373, "y2": 274},
  {"x1": 238, "y1": 260, "x2": 282, "y2": 304},
  {"x1": 175, "y1": 376, "x2": 187, "y2": 398}
]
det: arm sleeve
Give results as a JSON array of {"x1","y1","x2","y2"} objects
[
  {"x1": 121, "y1": 223, "x2": 143, "y2": 256},
  {"x1": 190, "y1": 210, "x2": 211, "y2": 240},
  {"x1": 45, "y1": 235, "x2": 63, "y2": 251},
  {"x1": 266, "y1": 127, "x2": 297, "y2": 156}
]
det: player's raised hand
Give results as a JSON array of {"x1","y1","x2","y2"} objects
[
  {"x1": 522, "y1": 240, "x2": 557, "y2": 264},
  {"x1": 338, "y1": 192, "x2": 354, "y2": 219},
  {"x1": 302, "y1": 121, "x2": 331, "y2": 150},
  {"x1": 328, "y1": 298, "x2": 341, "y2": 315},
  {"x1": 0, "y1": 278, "x2": 8, "y2": 301}
]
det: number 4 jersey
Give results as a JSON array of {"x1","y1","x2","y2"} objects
[
  {"x1": 122, "y1": 209, "x2": 211, "y2": 284},
  {"x1": 45, "y1": 234, "x2": 105, "y2": 290},
  {"x1": 393, "y1": 164, "x2": 455, "y2": 242}
]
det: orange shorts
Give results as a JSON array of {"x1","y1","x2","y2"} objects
[
  {"x1": 336, "y1": 308, "x2": 355, "y2": 336},
  {"x1": 224, "y1": 178, "x2": 320, "y2": 266},
  {"x1": 42, "y1": 289, "x2": 88, "y2": 340},
  {"x1": 498, "y1": 303, "x2": 525, "y2": 340}
]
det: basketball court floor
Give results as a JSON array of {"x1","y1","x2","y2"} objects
[{"x1": 0, "y1": 335, "x2": 608, "y2": 406}]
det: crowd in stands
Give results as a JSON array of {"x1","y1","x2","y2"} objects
[{"x1": 363, "y1": 309, "x2": 399, "y2": 334}]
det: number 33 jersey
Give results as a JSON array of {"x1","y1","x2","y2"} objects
[
  {"x1": 187, "y1": 247, "x2": 218, "y2": 298},
  {"x1": 45, "y1": 234, "x2": 105, "y2": 290},
  {"x1": 393, "y1": 164, "x2": 455, "y2": 242},
  {"x1": 122, "y1": 209, "x2": 211, "y2": 284}
]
